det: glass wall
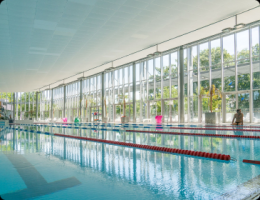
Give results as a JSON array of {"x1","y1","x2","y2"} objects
[
  {"x1": 0, "y1": 92, "x2": 13, "y2": 119},
  {"x1": 184, "y1": 25, "x2": 259, "y2": 123},
  {"x1": 53, "y1": 87, "x2": 64, "y2": 119},
  {"x1": 105, "y1": 66, "x2": 133, "y2": 122},
  {"x1": 3, "y1": 23, "x2": 260, "y2": 124},
  {"x1": 82, "y1": 74, "x2": 102, "y2": 122},
  {"x1": 40, "y1": 90, "x2": 51, "y2": 121},
  {"x1": 66, "y1": 82, "x2": 80, "y2": 122}
]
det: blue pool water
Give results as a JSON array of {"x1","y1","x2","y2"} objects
[{"x1": 1, "y1": 124, "x2": 260, "y2": 199}]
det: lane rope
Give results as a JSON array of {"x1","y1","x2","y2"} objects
[
  {"x1": 170, "y1": 127, "x2": 260, "y2": 132},
  {"x1": 126, "y1": 130, "x2": 260, "y2": 139},
  {"x1": 53, "y1": 133, "x2": 231, "y2": 161}
]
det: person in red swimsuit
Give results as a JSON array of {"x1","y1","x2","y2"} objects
[{"x1": 231, "y1": 109, "x2": 243, "y2": 125}]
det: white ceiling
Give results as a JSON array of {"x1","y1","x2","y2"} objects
[{"x1": 0, "y1": 0, "x2": 259, "y2": 92}]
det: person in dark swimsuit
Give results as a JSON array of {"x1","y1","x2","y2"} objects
[{"x1": 231, "y1": 109, "x2": 243, "y2": 125}]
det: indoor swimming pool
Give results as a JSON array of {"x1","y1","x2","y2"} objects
[{"x1": 1, "y1": 123, "x2": 260, "y2": 199}]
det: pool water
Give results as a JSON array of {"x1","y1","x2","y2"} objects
[{"x1": 1, "y1": 124, "x2": 260, "y2": 200}]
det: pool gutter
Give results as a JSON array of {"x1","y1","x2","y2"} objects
[{"x1": 217, "y1": 174, "x2": 260, "y2": 200}]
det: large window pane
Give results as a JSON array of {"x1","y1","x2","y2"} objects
[
  {"x1": 191, "y1": 46, "x2": 198, "y2": 95},
  {"x1": 237, "y1": 30, "x2": 250, "y2": 91},
  {"x1": 253, "y1": 90, "x2": 260, "y2": 122},
  {"x1": 253, "y1": 26, "x2": 260, "y2": 89},
  {"x1": 200, "y1": 42, "x2": 209, "y2": 70},
  {"x1": 155, "y1": 57, "x2": 161, "y2": 99},
  {"x1": 171, "y1": 52, "x2": 178, "y2": 98},
  {"x1": 148, "y1": 59, "x2": 154, "y2": 100},
  {"x1": 223, "y1": 34, "x2": 235, "y2": 65},
  {"x1": 223, "y1": 34, "x2": 235, "y2": 92},
  {"x1": 163, "y1": 54, "x2": 170, "y2": 99},
  {"x1": 211, "y1": 39, "x2": 221, "y2": 69}
]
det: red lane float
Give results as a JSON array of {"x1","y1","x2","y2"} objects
[
  {"x1": 54, "y1": 133, "x2": 230, "y2": 161},
  {"x1": 126, "y1": 130, "x2": 260, "y2": 139},
  {"x1": 170, "y1": 127, "x2": 260, "y2": 132},
  {"x1": 243, "y1": 159, "x2": 260, "y2": 165}
]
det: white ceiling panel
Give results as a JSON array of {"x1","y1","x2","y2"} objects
[{"x1": 0, "y1": 0, "x2": 259, "y2": 91}]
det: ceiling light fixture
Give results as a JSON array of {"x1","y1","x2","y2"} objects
[
  {"x1": 147, "y1": 44, "x2": 161, "y2": 57},
  {"x1": 104, "y1": 62, "x2": 115, "y2": 72},
  {"x1": 153, "y1": 44, "x2": 161, "y2": 56},
  {"x1": 147, "y1": 53, "x2": 154, "y2": 58},
  {"x1": 222, "y1": 27, "x2": 233, "y2": 33},
  {"x1": 233, "y1": 15, "x2": 245, "y2": 30},
  {"x1": 222, "y1": 15, "x2": 246, "y2": 33}
]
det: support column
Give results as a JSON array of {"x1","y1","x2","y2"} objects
[
  {"x1": 79, "y1": 79, "x2": 83, "y2": 119},
  {"x1": 179, "y1": 46, "x2": 185, "y2": 123},
  {"x1": 235, "y1": 32, "x2": 238, "y2": 109},
  {"x1": 249, "y1": 27, "x2": 253, "y2": 123},
  {"x1": 102, "y1": 72, "x2": 105, "y2": 121},
  {"x1": 133, "y1": 62, "x2": 136, "y2": 122},
  {"x1": 198, "y1": 45, "x2": 202, "y2": 123},
  {"x1": 221, "y1": 36, "x2": 224, "y2": 123},
  {"x1": 63, "y1": 85, "x2": 66, "y2": 118},
  {"x1": 13, "y1": 93, "x2": 15, "y2": 120},
  {"x1": 51, "y1": 89, "x2": 53, "y2": 121},
  {"x1": 36, "y1": 92, "x2": 39, "y2": 120}
]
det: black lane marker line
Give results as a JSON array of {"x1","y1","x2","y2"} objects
[{"x1": 1, "y1": 153, "x2": 81, "y2": 200}]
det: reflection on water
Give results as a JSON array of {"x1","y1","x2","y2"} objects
[{"x1": 1, "y1": 127, "x2": 260, "y2": 199}]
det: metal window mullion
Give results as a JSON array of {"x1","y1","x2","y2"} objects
[
  {"x1": 63, "y1": 85, "x2": 66, "y2": 118},
  {"x1": 24, "y1": 93, "x2": 26, "y2": 115},
  {"x1": 146, "y1": 59, "x2": 149, "y2": 118},
  {"x1": 209, "y1": 41, "x2": 212, "y2": 89},
  {"x1": 259, "y1": 25, "x2": 260, "y2": 60},
  {"x1": 112, "y1": 71, "x2": 115, "y2": 121},
  {"x1": 16, "y1": 93, "x2": 18, "y2": 120},
  {"x1": 221, "y1": 36, "x2": 224, "y2": 122},
  {"x1": 51, "y1": 89, "x2": 53, "y2": 121},
  {"x1": 140, "y1": 62, "x2": 143, "y2": 120},
  {"x1": 161, "y1": 55, "x2": 163, "y2": 100},
  {"x1": 169, "y1": 52, "x2": 172, "y2": 98},
  {"x1": 187, "y1": 48, "x2": 190, "y2": 122},
  {"x1": 80, "y1": 79, "x2": 83, "y2": 119},
  {"x1": 249, "y1": 27, "x2": 253, "y2": 123},
  {"x1": 102, "y1": 73, "x2": 105, "y2": 121},
  {"x1": 133, "y1": 62, "x2": 136, "y2": 122},
  {"x1": 13, "y1": 93, "x2": 15, "y2": 120},
  {"x1": 179, "y1": 47, "x2": 184, "y2": 123},
  {"x1": 235, "y1": 32, "x2": 238, "y2": 109},
  {"x1": 197, "y1": 45, "x2": 201, "y2": 123},
  {"x1": 153, "y1": 57, "x2": 155, "y2": 102},
  {"x1": 32, "y1": 92, "x2": 34, "y2": 114},
  {"x1": 29, "y1": 92, "x2": 30, "y2": 113}
]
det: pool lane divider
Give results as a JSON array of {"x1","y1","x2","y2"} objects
[
  {"x1": 205, "y1": 125, "x2": 260, "y2": 129},
  {"x1": 170, "y1": 127, "x2": 260, "y2": 132},
  {"x1": 53, "y1": 133, "x2": 230, "y2": 161},
  {"x1": 243, "y1": 159, "x2": 260, "y2": 165},
  {"x1": 126, "y1": 130, "x2": 260, "y2": 139}
]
